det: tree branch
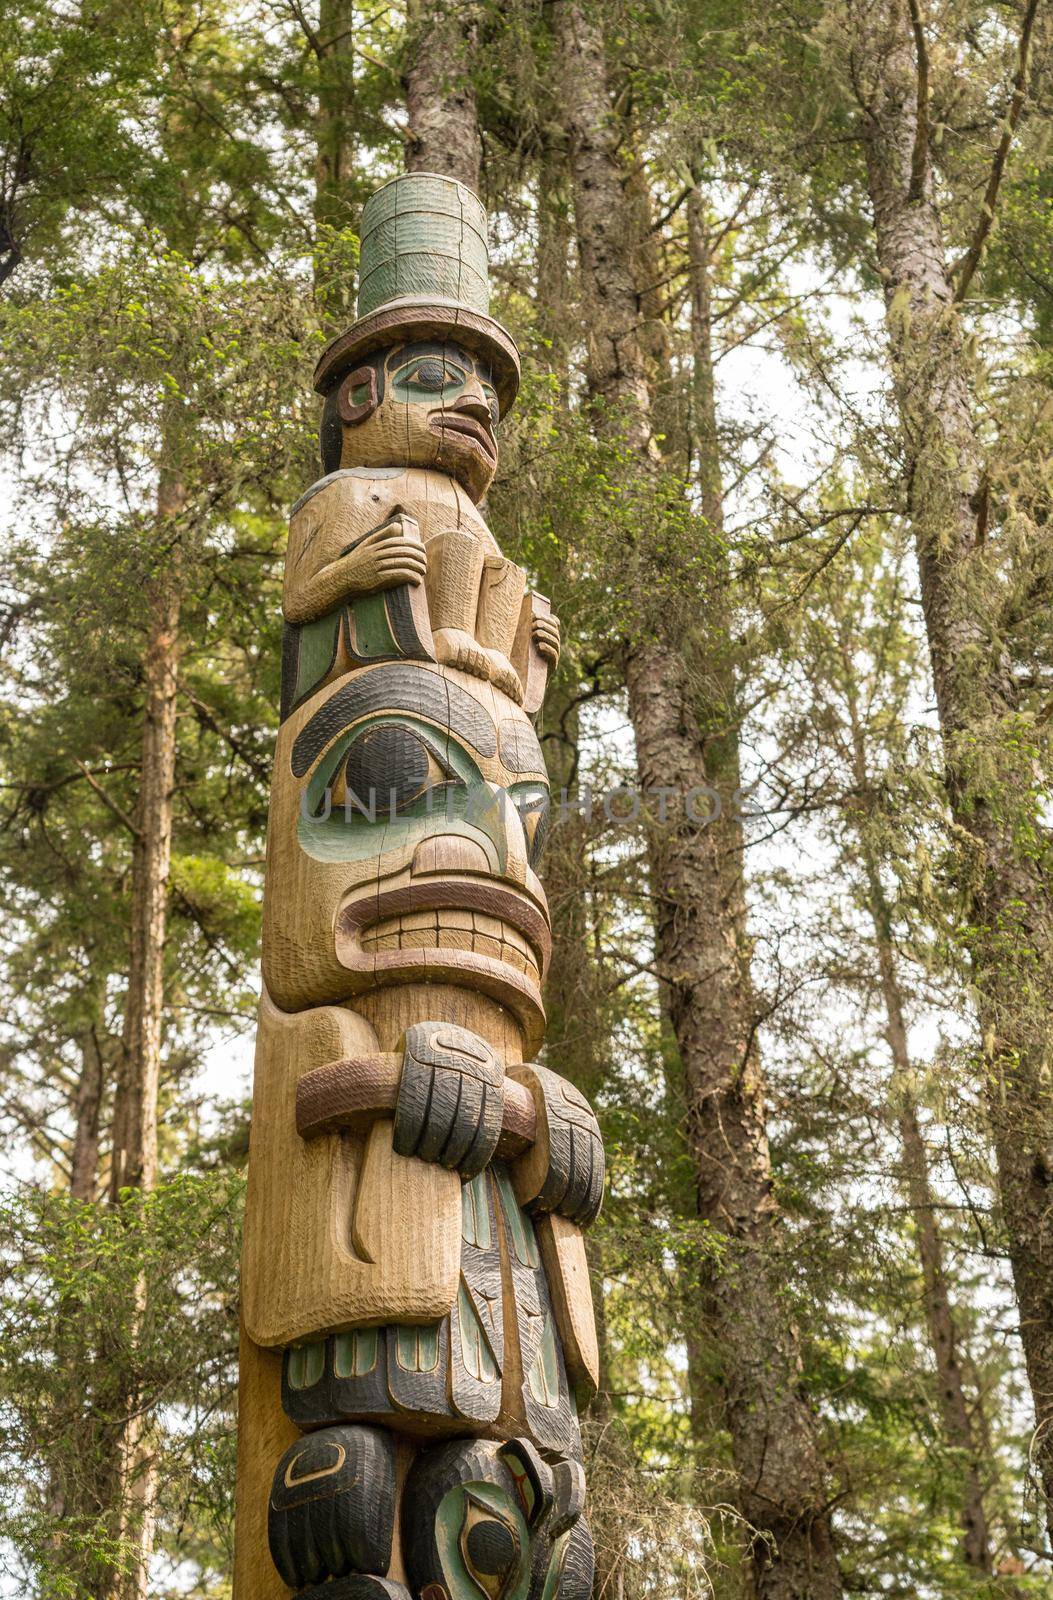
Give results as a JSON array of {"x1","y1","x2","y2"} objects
[
  {"x1": 907, "y1": 0, "x2": 931, "y2": 201},
  {"x1": 953, "y1": 0, "x2": 1042, "y2": 302},
  {"x1": 72, "y1": 759, "x2": 141, "y2": 840}
]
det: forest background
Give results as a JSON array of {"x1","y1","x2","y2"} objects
[{"x1": 2, "y1": 1, "x2": 1053, "y2": 1597}]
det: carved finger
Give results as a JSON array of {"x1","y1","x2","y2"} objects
[
  {"x1": 532, "y1": 619, "x2": 561, "y2": 664},
  {"x1": 377, "y1": 557, "x2": 428, "y2": 577},
  {"x1": 507, "y1": 1064, "x2": 605, "y2": 1226},
  {"x1": 376, "y1": 562, "x2": 426, "y2": 585}
]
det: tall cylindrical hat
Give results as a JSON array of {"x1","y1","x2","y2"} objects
[{"x1": 313, "y1": 172, "x2": 521, "y2": 414}]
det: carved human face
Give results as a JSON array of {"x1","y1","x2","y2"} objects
[{"x1": 332, "y1": 340, "x2": 500, "y2": 502}]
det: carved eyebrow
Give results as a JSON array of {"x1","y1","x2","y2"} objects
[{"x1": 291, "y1": 664, "x2": 498, "y2": 777}]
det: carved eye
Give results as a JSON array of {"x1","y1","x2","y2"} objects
[
  {"x1": 400, "y1": 357, "x2": 467, "y2": 395},
  {"x1": 335, "y1": 724, "x2": 458, "y2": 816},
  {"x1": 459, "y1": 1492, "x2": 522, "y2": 1598}
]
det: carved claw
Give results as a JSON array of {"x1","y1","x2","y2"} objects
[
  {"x1": 508, "y1": 1065, "x2": 605, "y2": 1227},
  {"x1": 393, "y1": 1022, "x2": 505, "y2": 1179},
  {"x1": 268, "y1": 1425, "x2": 397, "y2": 1590}
]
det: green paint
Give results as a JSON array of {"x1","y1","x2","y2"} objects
[
  {"x1": 540, "y1": 1530, "x2": 571, "y2": 1600},
  {"x1": 461, "y1": 1173, "x2": 491, "y2": 1249},
  {"x1": 333, "y1": 1328, "x2": 378, "y2": 1378},
  {"x1": 436, "y1": 1483, "x2": 530, "y2": 1600},
  {"x1": 350, "y1": 592, "x2": 397, "y2": 659},
  {"x1": 357, "y1": 173, "x2": 489, "y2": 318},
  {"x1": 287, "y1": 1338, "x2": 325, "y2": 1390},
  {"x1": 496, "y1": 1167, "x2": 540, "y2": 1269},
  {"x1": 457, "y1": 1281, "x2": 497, "y2": 1383},
  {"x1": 396, "y1": 1322, "x2": 440, "y2": 1373},
  {"x1": 294, "y1": 610, "x2": 340, "y2": 704},
  {"x1": 297, "y1": 713, "x2": 524, "y2": 869},
  {"x1": 527, "y1": 1313, "x2": 560, "y2": 1408}
]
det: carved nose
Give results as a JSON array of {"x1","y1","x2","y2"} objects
[
  {"x1": 411, "y1": 835, "x2": 490, "y2": 876},
  {"x1": 452, "y1": 393, "x2": 493, "y2": 427}
]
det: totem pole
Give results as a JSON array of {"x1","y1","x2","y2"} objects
[{"x1": 233, "y1": 173, "x2": 604, "y2": 1600}]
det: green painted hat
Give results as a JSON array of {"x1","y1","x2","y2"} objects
[{"x1": 314, "y1": 172, "x2": 521, "y2": 414}]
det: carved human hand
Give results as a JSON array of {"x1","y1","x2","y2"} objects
[
  {"x1": 531, "y1": 611, "x2": 561, "y2": 668},
  {"x1": 393, "y1": 1022, "x2": 505, "y2": 1180},
  {"x1": 508, "y1": 1064, "x2": 604, "y2": 1227},
  {"x1": 345, "y1": 513, "x2": 429, "y2": 591}
]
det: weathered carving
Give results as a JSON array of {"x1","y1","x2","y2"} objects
[
  {"x1": 403, "y1": 1437, "x2": 595, "y2": 1600},
  {"x1": 234, "y1": 172, "x2": 603, "y2": 1600}
]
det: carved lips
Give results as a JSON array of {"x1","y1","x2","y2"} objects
[
  {"x1": 428, "y1": 409, "x2": 498, "y2": 464},
  {"x1": 335, "y1": 875, "x2": 551, "y2": 1050}
]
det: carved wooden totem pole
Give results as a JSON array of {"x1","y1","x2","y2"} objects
[{"x1": 233, "y1": 174, "x2": 604, "y2": 1600}]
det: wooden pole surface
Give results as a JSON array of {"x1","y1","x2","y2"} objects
[{"x1": 233, "y1": 172, "x2": 603, "y2": 1600}]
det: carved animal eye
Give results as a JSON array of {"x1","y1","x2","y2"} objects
[
  {"x1": 458, "y1": 1493, "x2": 521, "y2": 1598},
  {"x1": 338, "y1": 724, "x2": 458, "y2": 816}
]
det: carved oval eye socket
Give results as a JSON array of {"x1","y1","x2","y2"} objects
[
  {"x1": 458, "y1": 1496, "x2": 521, "y2": 1598},
  {"x1": 332, "y1": 724, "x2": 460, "y2": 816},
  {"x1": 397, "y1": 356, "x2": 468, "y2": 396}
]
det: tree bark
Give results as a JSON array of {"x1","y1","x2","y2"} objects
[
  {"x1": 844, "y1": 702, "x2": 989, "y2": 1560},
  {"x1": 102, "y1": 466, "x2": 183, "y2": 1600},
  {"x1": 554, "y1": 9, "x2": 844, "y2": 1597},
  {"x1": 404, "y1": 0, "x2": 482, "y2": 191},
  {"x1": 838, "y1": 643, "x2": 991, "y2": 1568},
  {"x1": 850, "y1": 0, "x2": 1053, "y2": 1529},
  {"x1": 69, "y1": 1025, "x2": 105, "y2": 1202},
  {"x1": 109, "y1": 472, "x2": 182, "y2": 1204},
  {"x1": 313, "y1": 0, "x2": 356, "y2": 322},
  {"x1": 314, "y1": 0, "x2": 355, "y2": 230}
]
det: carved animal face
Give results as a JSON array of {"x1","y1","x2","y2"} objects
[
  {"x1": 264, "y1": 655, "x2": 552, "y2": 1050},
  {"x1": 294, "y1": 662, "x2": 551, "y2": 1045},
  {"x1": 404, "y1": 1437, "x2": 594, "y2": 1600},
  {"x1": 327, "y1": 340, "x2": 501, "y2": 502}
]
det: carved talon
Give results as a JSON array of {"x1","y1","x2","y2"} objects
[{"x1": 393, "y1": 1022, "x2": 505, "y2": 1179}]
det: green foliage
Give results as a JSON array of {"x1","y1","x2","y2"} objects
[
  {"x1": 2, "y1": 0, "x2": 1053, "y2": 1593},
  {"x1": 0, "y1": 1174, "x2": 243, "y2": 1598}
]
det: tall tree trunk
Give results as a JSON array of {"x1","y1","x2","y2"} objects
[
  {"x1": 404, "y1": 0, "x2": 482, "y2": 191},
  {"x1": 850, "y1": 0, "x2": 1053, "y2": 1528},
  {"x1": 314, "y1": 0, "x2": 356, "y2": 321},
  {"x1": 69, "y1": 1024, "x2": 104, "y2": 1202},
  {"x1": 314, "y1": 0, "x2": 355, "y2": 228},
  {"x1": 554, "y1": 9, "x2": 844, "y2": 1597},
  {"x1": 103, "y1": 465, "x2": 183, "y2": 1600},
  {"x1": 839, "y1": 642, "x2": 991, "y2": 1568},
  {"x1": 109, "y1": 472, "x2": 182, "y2": 1203}
]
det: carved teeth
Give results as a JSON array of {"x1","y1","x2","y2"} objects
[{"x1": 359, "y1": 912, "x2": 541, "y2": 978}]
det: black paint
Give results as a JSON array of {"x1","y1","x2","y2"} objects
[{"x1": 268, "y1": 1425, "x2": 396, "y2": 1589}]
